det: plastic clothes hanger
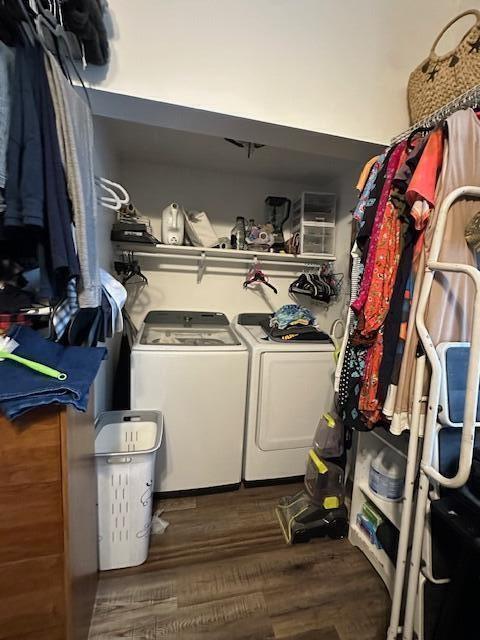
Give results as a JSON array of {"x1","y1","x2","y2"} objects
[
  {"x1": 29, "y1": 0, "x2": 93, "y2": 109},
  {"x1": 243, "y1": 261, "x2": 278, "y2": 294},
  {"x1": 406, "y1": 125, "x2": 433, "y2": 149},
  {"x1": 96, "y1": 184, "x2": 121, "y2": 211},
  {"x1": 289, "y1": 265, "x2": 330, "y2": 302},
  {"x1": 96, "y1": 177, "x2": 130, "y2": 211},
  {"x1": 289, "y1": 272, "x2": 319, "y2": 300},
  {"x1": 122, "y1": 264, "x2": 148, "y2": 286},
  {"x1": 115, "y1": 253, "x2": 148, "y2": 286},
  {"x1": 289, "y1": 264, "x2": 342, "y2": 304},
  {"x1": 33, "y1": 0, "x2": 82, "y2": 64},
  {"x1": 97, "y1": 177, "x2": 130, "y2": 204}
]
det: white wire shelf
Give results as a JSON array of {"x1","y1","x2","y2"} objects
[
  {"x1": 391, "y1": 82, "x2": 480, "y2": 145},
  {"x1": 114, "y1": 242, "x2": 335, "y2": 266}
]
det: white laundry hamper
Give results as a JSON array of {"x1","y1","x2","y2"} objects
[{"x1": 94, "y1": 410, "x2": 163, "y2": 570}]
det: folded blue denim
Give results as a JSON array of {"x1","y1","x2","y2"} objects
[{"x1": 0, "y1": 325, "x2": 106, "y2": 420}]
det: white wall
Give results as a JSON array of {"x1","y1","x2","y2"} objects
[
  {"x1": 118, "y1": 160, "x2": 358, "y2": 334},
  {"x1": 93, "y1": 118, "x2": 121, "y2": 416},
  {"x1": 85, "y1": 0, "x2": 463, "y2": 144}
]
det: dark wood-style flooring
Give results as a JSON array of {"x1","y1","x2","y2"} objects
[{"x1": 89, "y1": 483, "x2": 390, "y2": 639}]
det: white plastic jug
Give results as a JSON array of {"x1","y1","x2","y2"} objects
[
  {"x1": 161, "y1": 202, "x2": 185, "y2": 245},
  {"x1": 369, "y1": 448, "x2": 405, "y2": 502}
]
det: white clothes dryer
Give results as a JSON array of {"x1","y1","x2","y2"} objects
[
  {"x1": 131, "y1": 311, "x2": 248, "y2": 492},
  {"x1": 233, "y1": 313, "x2": 335, "y2": 482}
]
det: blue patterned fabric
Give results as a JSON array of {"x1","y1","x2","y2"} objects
[
  {"x1": 52, "y1": 278, "x2": 79, "y2": 340},
  {"x1": 353, "y1": 152, "x2": 386, "y2": 224},
  {"x1": 270, "y1": 304, "x2": 316, "y2": 330}
]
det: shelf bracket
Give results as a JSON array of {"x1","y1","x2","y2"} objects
[{"x1": 197, "y1": 251, "x2": 206, "y2": 283}]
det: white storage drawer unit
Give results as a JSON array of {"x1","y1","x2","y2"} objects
[{"x1": 292, "y1": 191, "x2": 336, "y2": 258}]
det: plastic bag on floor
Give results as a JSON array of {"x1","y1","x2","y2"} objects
[{"x1": 151, "y1": 509, "x2": 170, "y2": 535}]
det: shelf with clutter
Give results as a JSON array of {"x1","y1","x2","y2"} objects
[
  {"x1": 101, "y1": 178, "x2": 342, "y2": 295},
  {"x1": 92, "y1": 105, "x2": 382, "y2": 326},
  {"x1": 107, "y1": 189, "x2": 338, "y2": 269}
]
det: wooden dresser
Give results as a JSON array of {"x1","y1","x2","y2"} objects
[{"x1": 0, "y1": 406, "x2": 98, "y2": 640}]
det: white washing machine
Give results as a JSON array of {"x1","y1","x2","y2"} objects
[
  {"x1": 234, "y1": 313, "x2": 335, "y2": 482},
  {"x1": 131, "y1": 311, "x2": 248, "y2": 492}
]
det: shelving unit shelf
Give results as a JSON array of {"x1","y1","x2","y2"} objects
[{"x1": 358, "y1": 480, "x2": 403, "y2": 531}]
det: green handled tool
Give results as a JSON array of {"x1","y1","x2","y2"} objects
[{"x1": 0, "y1": 337, "x2": 67, "y2": 381}]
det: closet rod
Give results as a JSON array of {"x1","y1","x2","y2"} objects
[
  {"x1": 391, "y1": 83, "x2": 480, "y2": 145},
  {"x1": 130, "y1": 250, "x2": 325, "y2": 269},
  {"x1": 114, "y1": 243, "x2": 334, "y2": 266}
]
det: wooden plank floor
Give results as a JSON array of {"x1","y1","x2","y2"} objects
[{"x1": 89, "y1": 483, "x2": 390, "y2": 639}]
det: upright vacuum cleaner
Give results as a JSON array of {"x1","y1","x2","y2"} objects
[{"x1": 276, "y1": 412, "x2": 349, "y2": 544}]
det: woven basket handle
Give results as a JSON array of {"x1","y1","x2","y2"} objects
[{"x1": 430, "y1": 9, "x2": 480, "y2": 55}]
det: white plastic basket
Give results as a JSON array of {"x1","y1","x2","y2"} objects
[{"x1": 95, "y1": 410, "x2": 163, "y2": 571}]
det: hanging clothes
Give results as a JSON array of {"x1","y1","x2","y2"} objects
[
  {"x1": 337, "y1": 153, "x2": 392, "y2": 430},
  {"x1": 0, "y1": 42, "x2": 14, "y2": 190},
  {"x1": 352, "y1": 143, "x2": 405, "y2": 314},
  {"x1": 353, "y1": 154, "x2": 386, "y2": 225},
  {"x1": 45, "y1": 53, "x2": 101, "y2": 308},
  {"x1": 391, "y1": 111, "x2": 480, "y2": 434},
  {"x1": 355, "y1": 155, "x2": 379, "y2": 194},
  {"x1": 340, "y1": 107, "x2": 480, "y2": 436},
  {"x1": 4, "y1": 43, "x2": 80, "y2": 301},
  {"x1": 334, "y1": 242, "x2": 362, "y2": 393},
  {"x1": 423, "y1": 109, "x2": 480, "y2": 345},
  {"x1": 389, "y1": 128, "x2": 444, "y2": 431},
  {"x1": 376, "y1": 136, "x2": 425, "y2": 404},
  {"x1": 355, "y1": 147, "x2": 394, "y2": 257},
  {"x1": 348, "y1": 144, "x2": 407, "y2": 425},
  {"x1": 62, "y1": 0, "x2": 110, "y2": 66},
  {"x1": 357, "y1": 193, "x2": 402, "y2": 423},
  {"x1": 5, "y1": 44, "x2": 44, "y2": 228}
]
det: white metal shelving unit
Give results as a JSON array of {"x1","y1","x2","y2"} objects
[{"x1": 349, "y1": 429, "x2": 408, "y2": 596}]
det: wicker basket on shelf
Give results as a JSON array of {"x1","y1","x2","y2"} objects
[{"x1": 408, "y1": 10, "x2": 480, "y2": 124}]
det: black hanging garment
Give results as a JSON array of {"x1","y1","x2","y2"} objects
[{"x1": 61, "y1": 0, "x2": 109, "y2": 65}]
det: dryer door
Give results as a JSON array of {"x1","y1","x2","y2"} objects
[{"x1": 256, "y1": 351, "x2": 334, "y2": 451}]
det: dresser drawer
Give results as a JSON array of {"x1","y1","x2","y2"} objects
[
  {"x1": 0, "y1": 555, "x2": 65, "y2": 639},
  {"x1": 0, "y1": 409, "x2": 61, "y2": 488},
  {"x1": 0, "y1": 481, "x2": 63, "y2": 564}
]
